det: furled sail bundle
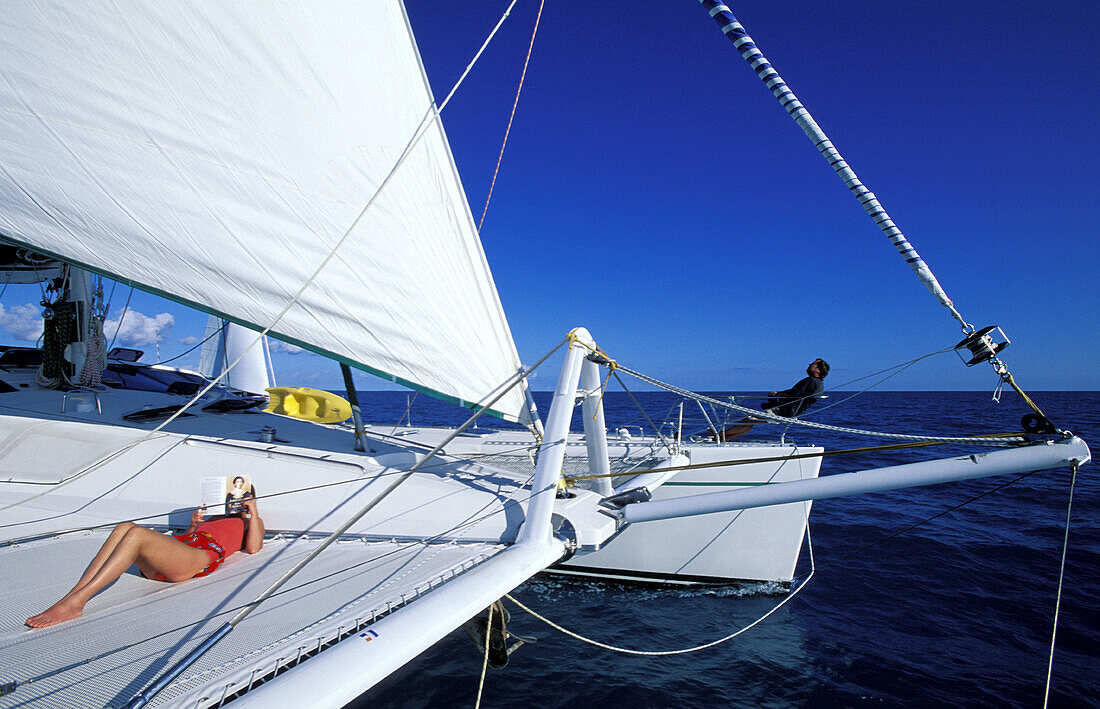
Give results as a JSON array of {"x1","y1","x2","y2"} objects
[{"x1": 0, "y1": 0, "x2": 534, "y2": 425}]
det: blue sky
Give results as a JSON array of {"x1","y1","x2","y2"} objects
[{"x1": 2, "y1": 1, "x2": 1096, "y2": 393}]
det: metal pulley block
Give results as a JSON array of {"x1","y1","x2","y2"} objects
[
  {"x1": 585, "y1": 352, "x2": 612, "y2": 366},
  {"x1": 953, "y1": 325, "x2": 1010, "y2": 366},
  {"x1": 1021, "y1": 413, "x2": 1057, "y2": 435}
]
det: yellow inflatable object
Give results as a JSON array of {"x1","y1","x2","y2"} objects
[{"x1": 264, "y1": 387, "x2": 352, "y2": 424}]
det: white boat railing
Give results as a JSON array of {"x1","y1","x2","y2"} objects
[{"x1": 579, "y1": 351, "x2": 614, "y2": 496}]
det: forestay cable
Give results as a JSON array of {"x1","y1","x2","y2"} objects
[
  {"x1": 697, "y1": 2, "x2": 1053, "y2": 419},
  {"x1": 698, "y1": 1, "x2": 968, "y2": 332}
]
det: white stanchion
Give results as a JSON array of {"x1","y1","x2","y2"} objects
[
  {"x1": 580, "y1": 355, "x2": 613, "y2": 496},
  {"x1": 516, "y1": 329, "x2": 593, "y2": 546}
]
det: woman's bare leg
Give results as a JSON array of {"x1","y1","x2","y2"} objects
[
  {"x1": 49, "y1": 522, "x2": 138, "y2": 606},
  {"x1": 26, "y1": 526, "x2": 210, "y2": 628}
]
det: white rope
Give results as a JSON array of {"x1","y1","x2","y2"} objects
[
  {"x1": 505, "y1": 526, "x2": 816, "y2": 656},
  {"x1": 106, "y1": 286, "x2": 133, "y2": 353},
  {"x1": 613, "y1": 362, "x2": 1024, "y2": 444},
  {"x1": 1043, "y1": 462, "x2": 1079, "y2": 707},
  {"x1": 474, "y1": 608, "x2": 492, "y2": 709},
  {"x1": 76, "y1": 315, "x2": 106, "y2": 387}
]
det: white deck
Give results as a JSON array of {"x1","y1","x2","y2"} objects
[{"x1": 1, "y1": 531, "x2": 506, "y2": 708}]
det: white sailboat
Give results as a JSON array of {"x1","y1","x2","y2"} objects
[{"x1": 0, "y1": 2, "x2": 1089, "y2": 708}]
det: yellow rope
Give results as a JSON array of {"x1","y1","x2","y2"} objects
[
  {"x1": 562, "y1": 332, "x2": 619, "y2": 423},
  {"x1": 1003, "y1": 373, "x2": 1049, "y2": 420},
  {"x1": 566, "y1": 331, "x2": 618, "y2": 368},
  {"x1": 476, "y1": 0, "x2": 544, "y2": 234},
  {"x1": 592, "y1": 367, "x2": 612, "y2": 422},
  {"x1": 593, "y1": 343, "x2": 617, "y2": 369}
]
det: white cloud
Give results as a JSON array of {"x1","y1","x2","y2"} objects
[
  {"x1": 0, "y1": 303, "x2": 176, "y2": 348},
  {"x1": 179, "y1": 335, "x2": 201, "y2": 345},
  {"x1": 267, "y1": 339, "x2": 305, "y2": 355},
  {"x1": 0, "y1": 303, "x2": 44, "y2": 341},
  {"x1": 105, "y1": 309, "x2": 174, "y2": 346}
]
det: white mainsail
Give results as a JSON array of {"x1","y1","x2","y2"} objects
[{"x1": 0, "y1": 0, "x2": 534, "y2": 424}]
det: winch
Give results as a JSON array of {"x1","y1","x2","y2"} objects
[{"x1": 954, "y1": 325, "x2": 1010, "y2": 366}]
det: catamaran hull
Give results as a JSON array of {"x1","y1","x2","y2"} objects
[
  {"x1": 401, "y1": 426, "x2": 823, "y2": 586},
  {"x1": 555, "y1": 443, "x2": 821, "y2": 585}
]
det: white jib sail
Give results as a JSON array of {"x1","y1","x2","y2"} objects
[
  {"x1": 0, "y1": 0, "x2": 533, "y2": 425},
  {"x1": 199, "y1": 317, "x2": 273, "y2": 396}
]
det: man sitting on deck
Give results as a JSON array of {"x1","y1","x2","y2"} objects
[
  {"x1": 763, "y1": 358, "x2": 830, "y2": 418},
  {"x1": 25, "y1": 495, "x2": 265, "y2": 628},
  {"x1": 714, "y1": 358, "x2": 830, "y2": 441}
]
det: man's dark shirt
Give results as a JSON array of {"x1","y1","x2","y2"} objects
[{"x1": 765, "y1": 376, "x2": 823, "y2": 418}]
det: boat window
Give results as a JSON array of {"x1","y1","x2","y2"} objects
[
  {"x1": 122, "y1": 405, "x2": 197, "y2": 423},
  {"x1": 106, "y1": 347, "x2": 143, "y2": 362},
  {"x1": 0, "y1": 347, "x2": 44, "y2": 368}
]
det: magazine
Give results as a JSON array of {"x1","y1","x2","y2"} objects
[{"x1": 200, "y1": 475, "x2": 254, "y2": 517}]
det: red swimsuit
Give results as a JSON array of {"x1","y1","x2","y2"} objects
[{"x1": 145, "y1": 517, "x2": 245, "y2": 582}]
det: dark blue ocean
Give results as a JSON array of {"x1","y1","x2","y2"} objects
[{"x1": 349, "y1": 391, "x2": 1099, "y2": 708}]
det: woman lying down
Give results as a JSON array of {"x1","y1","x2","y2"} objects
[{"x1": 26, "y1": 496, "x2": 265, "y2": 628}]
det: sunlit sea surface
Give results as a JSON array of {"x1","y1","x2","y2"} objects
[{"x1": 347, "y1": 391, "x2": 1098, "y2": 708}]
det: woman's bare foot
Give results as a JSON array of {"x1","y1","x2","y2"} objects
[{"x1": 25, "y1": 597, "x2": 84, "y2": 628}]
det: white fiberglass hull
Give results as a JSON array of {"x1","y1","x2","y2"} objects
[
  {"x1": 386, "y1": 426, "x2": 821, "y2": 585},
  {"x1": 559, "y1": 442, "x2": 820, "y2": 585}
]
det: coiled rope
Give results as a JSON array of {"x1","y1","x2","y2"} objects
[{"x1": 76, "y1": 316, "x2": 106, "y2": 387}]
